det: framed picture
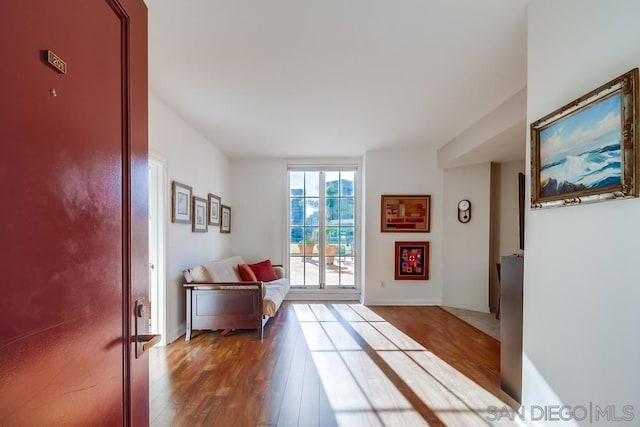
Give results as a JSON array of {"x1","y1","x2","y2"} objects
[
  {"x1": 530, "y1": 68, "x2": 639, "y2": 209},
  {"x1": 394, "y1": 241, "x2": 429, "y2": 280},
  {"x1": 171, "y1": 181, "x2": 192, "y2": 223},
  {"x1": 220, "y1": 204, "x2": 231, "y2": 233},
  {"x1": 381, "y1": 195, "x2": 431, "y2": 232},
  {"x1": 192, "y1": 196, "x2": 208, "y2": 232},
  {"x1": 208, "y1": 193, "x2": 221, "y2": 226}
]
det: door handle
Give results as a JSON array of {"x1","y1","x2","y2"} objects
[
  {"x1": 137, "y1": 334, "x2": 161, "y2": 352},
  {"x1": 134, "y1": 298, "x2": 161, "y2": 358}
]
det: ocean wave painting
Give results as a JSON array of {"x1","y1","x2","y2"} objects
[{"x1": 539, "y1": 92, "x2": 622, "y2": 197}]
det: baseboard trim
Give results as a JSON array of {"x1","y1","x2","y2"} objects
[{"x1": 168, "y1": 323, "x2": 186, "y2": 344}]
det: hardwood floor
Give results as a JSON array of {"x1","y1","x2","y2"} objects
[{"x1": 149, "y1": 302, "x2": 517, "y2": 426}]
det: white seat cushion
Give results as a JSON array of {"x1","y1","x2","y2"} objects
[{"x1": 263, "y1": 278, "x2": 290, "y2": 317}]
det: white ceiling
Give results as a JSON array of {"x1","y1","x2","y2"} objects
[{"x1": 147, "y1": 0, "x2": 528, "y2": 159}]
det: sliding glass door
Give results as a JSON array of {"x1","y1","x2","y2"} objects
[{"x1": 289, "y1": 169, "x2": 356, "y2": 288}]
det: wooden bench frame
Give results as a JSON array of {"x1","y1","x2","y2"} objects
[{"x1": 184, "y1": 282, "x2": 268, "y2": 340}]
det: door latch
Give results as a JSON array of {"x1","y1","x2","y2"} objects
[{"x1": 134, "y1": 298, "x2": 161, "y2": 358}]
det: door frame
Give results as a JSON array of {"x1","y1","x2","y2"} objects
[{"x1": 149, "y1": 153, "x2": 168, "y2": 346}]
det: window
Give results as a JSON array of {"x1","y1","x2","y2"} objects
[{"x1": 288, "y1": 168, "x2": 357, "y2": 288}]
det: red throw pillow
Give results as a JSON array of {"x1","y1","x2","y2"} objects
[
  {"x1": 238, "y1": 263, "x2": 258, "y2": 282},
  {"x1": 248, "y1": 259, "x2": 278, "y2": 282}
]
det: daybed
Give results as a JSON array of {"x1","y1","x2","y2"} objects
[{"x1": 183, "y1": 256, "x2": 289, "y2": 339}]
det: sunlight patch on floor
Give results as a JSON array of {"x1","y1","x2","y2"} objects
[
  {"x1": 293, "y1": 303, "x2": 518, "y2": 426},
  {"x1": 296, "y1": 304, "x2": 427, "y2": 426}
]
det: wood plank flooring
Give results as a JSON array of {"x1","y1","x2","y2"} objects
[{"x1": 149, "y1": 303, "x2": 517, "y2": 426}]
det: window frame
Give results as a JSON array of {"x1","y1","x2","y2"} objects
[{"x1": 285, "y1": 161, "x2": 361, "y2": 298}]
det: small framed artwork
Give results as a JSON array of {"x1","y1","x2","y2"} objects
[
  {"x1": 192, "y1": 196, "x2": 208, "y2": 232},
  {"x1": 208, "y1": 193, "x2": 221, "y2": 226},
  {"x1": 220, "y1": 204, "x2": 231, "y2": 233},
  {"x1": 531, "y1": 68, "x2": 639, "y2": 209},
  {"x1": 381, "y1": 195, "x2": 431, "y2": 232},
  {"x1": 394, "y1": 241, "x2": 429, "y2": 280},
  {"x1": 171, "y1": 181, "x2": 192, "y2": 223}
]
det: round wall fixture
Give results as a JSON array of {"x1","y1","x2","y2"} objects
[{"x1": 457, "y1": 199, "x2": 471, "y2": 223}]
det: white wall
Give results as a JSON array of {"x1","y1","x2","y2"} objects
[
  {"x1": 149, "y1": 93, "x2": 231, "y2": 343},
  {"x1": 363, "y1": 146, "x2": 443, "y2": 305},
  {"x1": 499, "y1": 161, "x2": 525, "y2": 257},
  {"x1": 441, "y1": 163, "x2": 491, "y2": 312},
  {"x1": 230, "y1": 158, "x2": 287, "y2": 264},
  {"x1": 524, "y1": 0, "x2": 640, "y2": 419}
]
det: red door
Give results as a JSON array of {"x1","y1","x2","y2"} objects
[{"x1": 0, "y1": 1, "x2": 149, "y2": 425}]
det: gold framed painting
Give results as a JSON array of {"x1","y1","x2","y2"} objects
[
  {"x1": 381, "y1": 195, "x2": 431, "y2": 232},
  {"x1": 530, "y1": 68, "x2": 639, "y2": 208}
]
